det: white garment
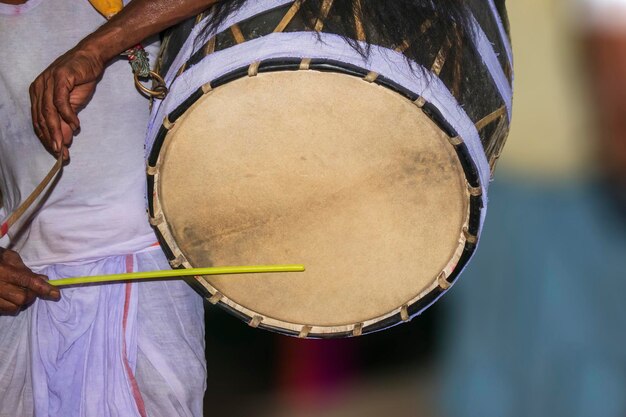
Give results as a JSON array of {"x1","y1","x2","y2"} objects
[
  {"x1": 0, "y1": 0, "x2": 159, "y2": 267},
  {"x1": 0, "y1": 248, "x2": 207, "y2": 417},
  {"x1": 0, "y1": 2, "x2": 207, "y2": 417}
]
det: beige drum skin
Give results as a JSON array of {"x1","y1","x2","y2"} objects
[{"x1": 150, "y1": 70, "x2": 471, "y2": 337}]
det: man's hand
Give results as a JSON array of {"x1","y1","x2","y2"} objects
[
  {"x1": 28, "y1": 0, "x2": 220, "y2": 161},
  {"x1": 0, "y1": 248, "x2": 60, "y2": 315},
  {"x1": 29, "y1": 46, "x2": 104, "y2": 161}
]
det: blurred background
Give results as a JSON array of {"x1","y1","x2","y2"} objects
[{"x1": 200, "y1": 1, "x2": 626, "y2": 416}]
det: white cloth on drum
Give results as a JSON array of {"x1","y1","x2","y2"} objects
[
  {"x1": 0, "y1": 248, "x2": 206, "y2": 417},
  {"x1": 469, "y1": 14, "x2": 513, "y2": 119},
  {"x1": 486, "y1": 0, "x2": 513, "y2": 66}
]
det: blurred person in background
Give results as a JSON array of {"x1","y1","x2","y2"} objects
[
  {"x1": 583, "y1": 0, "x2": 626, "y2": 202},
  {"x1": 442, "y1": 1, "x2": 626, "y2": 417}
]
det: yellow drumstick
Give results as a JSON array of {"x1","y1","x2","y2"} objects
[{"x1": 50, "y1": 265, "x2": 306, "y2": 288}]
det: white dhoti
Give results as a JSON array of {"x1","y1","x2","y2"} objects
[{"x1": 0, "y1": 247, "x2": 206, "y2": 417}]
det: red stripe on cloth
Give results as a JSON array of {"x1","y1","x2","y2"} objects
[
  {"x1": 0, "y1": 222, "x2": 8, "y2": 238},
  {"x1": 122, "y1": 255, "x2": 148, "y2": 417}
]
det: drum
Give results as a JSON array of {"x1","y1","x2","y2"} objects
[{"x1": 145, "y1": 0, "x2": 513, "y2": 338}]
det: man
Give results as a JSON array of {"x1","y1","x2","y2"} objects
[{"x1": 0, "y1": 1, "x2": 221, "y2": 416}]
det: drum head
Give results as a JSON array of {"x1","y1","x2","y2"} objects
[{"x1": 153, "y1": 70, "x2": 471, "y2": 336}]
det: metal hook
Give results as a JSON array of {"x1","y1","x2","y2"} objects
[{"x1": 134, "y1": 71, "x2": 168, "y2": 99}]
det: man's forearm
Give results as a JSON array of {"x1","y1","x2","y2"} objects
[{"x1": 80, "y1": 0, "x2": 221, "y2": 63}]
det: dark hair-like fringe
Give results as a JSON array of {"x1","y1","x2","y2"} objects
[{"x1": 201, "y1": 0, "x2": 474, "y2": 67}]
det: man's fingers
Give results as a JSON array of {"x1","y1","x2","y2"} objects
[
  {"x1": 53, "y1": 75, "x2": 80, "y2": 132},
  {"x1": 0, "y1": 284, "x2": 36, "y2": 308},
  {"x1": 35, "y1": 274, "x2": 61, "y2": 301},
  {"x1": 32, "y1": 274, "x2": 61, "y2": 301},
  {"x1": 11, "y1": 272, "x2": 60, "y2": 301},
  {"x1": 62, "y1": 147, "x2": 70, "y2": 162},
  {"x1": 32, "y1": 77, "x2": 55, "y2": 153},
  {"x1": 43, "y1": 76, "x2": 65, "y2": 157},
  {"x1": 35, "y1": 77, "x2": 56, "y2": 154},
  {"x1": 0, "y1": 299, "x2": 21, "y2": 316},
  {"x1": 60, "y1": 122, "x2": 74, "y2": 161},
  {"x1": 0, "y1": 248, "x2": 24, "y2": 267},
  {"x1": 0, "y1": 250, "x2": 60, "y2": 315}
]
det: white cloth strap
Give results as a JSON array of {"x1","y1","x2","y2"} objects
[
  {"x1": 487, "y1": 0, "x2": 514, "y2": 66},
  {"x1": 470, "y1": 14, "x2": 513, "y2": 120}
]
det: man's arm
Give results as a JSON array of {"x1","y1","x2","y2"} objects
[{"x1": 30, "y1": 0, "x2": 221, "y2": 160}]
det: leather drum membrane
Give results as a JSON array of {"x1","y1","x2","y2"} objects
[{"x1": 156, "y1": 70, "x2": 470, "y2": 334}]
